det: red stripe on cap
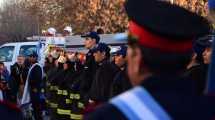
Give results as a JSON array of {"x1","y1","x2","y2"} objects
[{"x1": 129, "y1": 21, "x2": 193, "y2": 53}]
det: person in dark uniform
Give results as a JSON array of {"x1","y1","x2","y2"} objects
[
  {"x1": 184, "y1": 35, "x2": 212, "y2": 95},
  {"x1": 85, "y1": 0, "x2": 215, "y2": 120},
  {"x1": 0, "y1": 62, "x2": 10, "y2": 101},
  {"x1": 110, "y1": 46, "x2": 132, "y2": 98},
  {"x1": 57, "y1": 59, "x2": 85, "y2": 120},
  {"x1": 44, "y1": 55, "x2": 55, "y2": 74},
  {"x1": 56, "y1": 60, "x2": 75, "y2": 120},
  {"x1": 80, "y1": 32, "x2": 100, "y2": 102},
  {"x1": 47, "y1": 55, "x2": 65, "y2": 120},
  {"x1": 26, "y1": 52, "x2": 44, "y2": 120},
  {"x1": 85, "y1": 43, "x2": 120, "y2": 112}
]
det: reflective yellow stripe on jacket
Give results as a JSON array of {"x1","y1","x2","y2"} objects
[
  {"x1": 57, "y1": 109, "x2": 71, "y2": 115},
  {"x1": 49, "y1": 102, "x2": 58, "y2": 108},
  {"x1": 57, "y1": 90, "x2": 63, "y2": 95},
  {"x1": 70, "y1": 113, "x2": 83, "y2": 120},
  {"x1": 70, "y1": 93, "x2": 80, "y2": 100}
]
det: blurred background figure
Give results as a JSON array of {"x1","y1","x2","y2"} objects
[
  {"x1": 184, "y1": 35, "x2": 213, "y2": 95},
  {"x1": 9, "y1": 55, "x2": 28, "y2": 104},
  {"x1": 80, "y1": 31, "x2": 100, "y2": 104},
  {"x1": 47, "y1": 27, "x2": 57, "y2": 37},
  {"x1": 21, "y1": 52, "x2": 44, "y2": 120},
  {"x1": 86, "y1": 43, "x2": 119, "y2": 112},
  {"x1": 110, "y1": 45, "x2": 132, "y2": 98},
  {"x1": 0, "y1": 62, "x2": 10, "y2": 100},
  {"x1": 63, "y1": 26, "x2": 73, "y2": 36}
]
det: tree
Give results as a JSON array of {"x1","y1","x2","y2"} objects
[
  {"x1": 0, "y1": 0, "x2": 39, "y2": 42},
  {"x1": 24, "y1": 0, "x2": 127, "y2": 34},
  {"x1": 174, "y1": 0, "x2": 208, "y2": 17},
  {"x1": 0, "y1": 0, "x2": 209, "y2": 40}
]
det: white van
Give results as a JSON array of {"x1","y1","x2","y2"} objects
[{"x1": 0, "y1": 42, "x2": 41, "y2": 71}]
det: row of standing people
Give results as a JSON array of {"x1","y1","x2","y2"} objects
[{"x1": 44, "y1": 31, "x2": 132, "y2": 120}]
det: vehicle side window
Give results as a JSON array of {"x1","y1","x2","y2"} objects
[
  {"x1": 19, "y1": 45, "x2": 37, "y2": 57},
  {"x1": 0, "y1": 46, "x2": 15, "y2": 62}
]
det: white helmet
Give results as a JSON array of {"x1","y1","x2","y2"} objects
[
  {"x1": 47, "y1": 27, "x2": 57, "y2": 35},
  {"x1": 64, "y1": 26, "x2": 72, "y2": 33}
]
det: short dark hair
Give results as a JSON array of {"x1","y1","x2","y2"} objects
[
  {"x1": 139, "y1": 46, "x2": 192, "y2": 74},
  {"x1": 0, "y1": 62, "x2": 4, "y2": 66}
]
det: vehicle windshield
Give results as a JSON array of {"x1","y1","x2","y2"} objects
[
  {"x1": 19, "y1": 45, "x2": 37, "y2": 57},
  {"x1": 0, "y1": 46, "x2": 15, "y2": 62}
]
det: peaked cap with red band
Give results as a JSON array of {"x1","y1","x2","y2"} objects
[{"x1": 125, "y1": 0, "x2": 211, "y2": 53}]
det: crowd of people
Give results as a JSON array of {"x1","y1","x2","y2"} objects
[{"x1": 0, "y1": 0, "x2": 215, "y2": 120}]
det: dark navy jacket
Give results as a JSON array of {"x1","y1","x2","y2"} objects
[{"x1": 85, "y1": 75, "x2": 215, "y2": 120}]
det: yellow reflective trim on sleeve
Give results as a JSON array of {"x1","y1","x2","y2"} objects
[
  {"x1": 57, "y1": 90, "x2": 63, "y2": 95},
  {"x1": 74, "y1": 94, "x2": 80, "y2": 100},
  {"x1": 70, "y1": 114, "x2": 83, "y2": 120},
  {"x1": 70, "y1": 93, "x2": 74, "y2": 99},
  {"x1": 66, "y1": 99, "x2": 72, "y2": 104},
  {"x1": 57, "y1": 109, "x2": 71, "y2": 115},
  {"x1": 63, "y1": 90, "x2": 68, "y2": 96},
  {"x1": 78, "y1": 102, "x2": 85, "y2": 109},
  {"x1": 49, "y1": 102, "x2": 58, "y2": 108}
]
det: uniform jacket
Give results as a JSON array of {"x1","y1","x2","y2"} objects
[{"x1": 85, "y1": 75, "x2": 215, "y2": 120}]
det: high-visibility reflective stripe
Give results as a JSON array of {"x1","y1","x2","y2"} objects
[
  {"x1": 66, "y1": 99, "x2": 72, "y2": 104},
  {"x1": 57, "y1": 90, "x2": 63, "y2": 95},
  {"x1": 70, "y1": 93, "x2": 80, "y2": 99},
  {"x1": 74, "y1": 94, "x2": 80, "y2": 100},
  {"x1": 70, "y1": 114, "x2": 83, "y2": 120},
  {"x1": 110, "y1": 87, "x2": 171, "y2": 120},
  {"x1": 63, "y1": 90, "x2": 68, "y2": 96},
  {"x1": 70, "y1": 94, "x2": 74, "y2": 99},
  {"x1": 57, "y1": 109, "x2": 71, "y2": 115},
  {"x1": 49, "y1": 102, "x2": 58, "y2": 108},
  {"x1": 78, "y1": 102, "x2": 85, "y2": 109}
]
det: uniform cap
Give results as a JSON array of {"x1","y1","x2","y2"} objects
[
  {"x1": 115, "y1": 45, "x2": 127, "y2": 57},
  {"x1": 64, "y1": 26, "x2": 72, "y2": 33},
  {"x1": 81, "y1": 31, "x2": 100, "y2": 43},
  {"x1": 125, "y1": 0, "x2": 211, "y2": 53},
  {"x1": 92, "y1": 43, "x2": 110, "y2": 54},
  {"x1": 47, "y1": 27, "x2": 57, "y2": 35}
]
